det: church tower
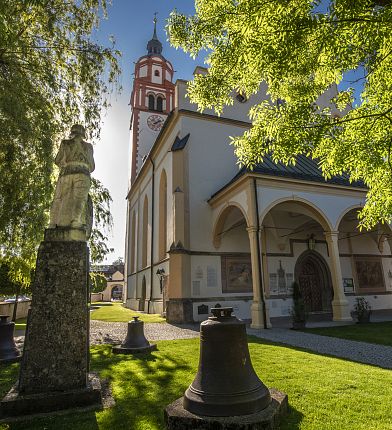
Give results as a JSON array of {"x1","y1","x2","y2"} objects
[{"x1": 129, "y1": 17, "x2": 175, "y2": 183}]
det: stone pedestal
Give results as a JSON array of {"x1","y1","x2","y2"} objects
[
  {"x1": 164, "y1": 389, "x2": 288, "y2": 430},
  {"x1": 0, "y1": 232, "x2": 101, "y2": 418}
]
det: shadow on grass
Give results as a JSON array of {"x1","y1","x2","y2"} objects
[{"x1": 91, "y1": 345, "x2": 193, "y2": 430}]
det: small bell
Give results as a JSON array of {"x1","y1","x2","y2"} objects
[
  {"x1": 183, "y1": 307, "x2": 271, "y2": 417},
  {"x1": 112, "y1": 316, "x2": 156, "y2": 354},
  {"x1": 0, "y1": 315, "x2": 21, "y2": 363}
]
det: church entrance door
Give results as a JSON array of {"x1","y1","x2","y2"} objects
[{"x1": 295, "y1": 251, "x2": 333, "y2": 313}]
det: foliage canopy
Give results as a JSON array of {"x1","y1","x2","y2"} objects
[
  {"x1": 0, "y1": 0, "x2": 120, "y2": 283},
  {"x1": 168, "y1": 0, "x2": 392, "y2": 229}
]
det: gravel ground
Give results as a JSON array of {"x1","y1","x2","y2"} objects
[
  {"x1": 14, "y1": 322, "x2": 392, "y2": 369},
  {"x1": 248, "y1": 327, "x2": 392, "y2": 369},
  {"x1": 89, "y1": 320, "x2": 200, "y2": 345}
]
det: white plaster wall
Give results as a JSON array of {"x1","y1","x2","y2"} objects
[
  {"x1": 139, "y1": 65, "x2": 147, "y2": 78},
  {"x1": 176, "y1": 80, "x2": 269, "y2": 123},
  {"x1": 152, "y1": 65, "x2": 162, "y2": 84},
  {"x1": 137, "y1": 111, "x2": 168, "y2": 171},
  {"x1": 181, "y1": 116, "x2": 249, "y2": 251}
]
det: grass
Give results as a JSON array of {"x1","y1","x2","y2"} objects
[
  {"x1": 1, "y1": 337, "x2": 392, "y2": 429},
  {"x1": 90, "y1": 302, "x2": 165, "y2": 323},
  {"x1": 302, "y1": 321, "x2": 392, "y2": 347},
  {"x1": 14, "y1": 318, "x2": 26, "y2": 331}
]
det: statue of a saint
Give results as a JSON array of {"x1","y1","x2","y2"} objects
[{"x1": 49, "y1": 125, "x2": 94, "y2": 238}]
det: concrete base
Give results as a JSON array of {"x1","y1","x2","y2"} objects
[
  {"x1": 0, "y1": 374, "x2": 102, "y2": 420},
  {"x1": 166, "y1": 299, "x2": 193, "y2": 324},
  {"x1": 164, "y1": 388, "x2": 288, "y2": 430},
  {"x1": 112, "y1": 343, "x2": 157, "y2": 354}
]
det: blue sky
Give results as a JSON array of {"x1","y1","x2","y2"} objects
[{"x1": 93, "y1": 1, "x2": 200, "y2": 263}]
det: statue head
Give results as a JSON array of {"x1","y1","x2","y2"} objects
[{"x1": 69, "y1": 124, "x2": 86, "y2": 139}]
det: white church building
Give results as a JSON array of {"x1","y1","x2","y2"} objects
[{"x1": 124, "y1": 23, "x2": 392, "y2": 328}]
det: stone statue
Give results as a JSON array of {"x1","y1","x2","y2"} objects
[{"x1": 49, "y1": 124, "x2": 94, "y2": 239}]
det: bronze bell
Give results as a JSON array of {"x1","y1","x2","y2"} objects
[
  {"x1": 0, "y1": 315, "x2": 21, "y2": 363},
  {"x1": 112, "y1": 316, "x2": 156, "y2": 354},
  {"x1": 183, "y1": 307, "x2": 271, "y2": 417}
]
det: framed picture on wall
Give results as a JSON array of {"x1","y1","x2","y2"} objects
[
  {"x1": 221, "y1": 256, "x2": 253, "y2": 293},
  {"x1": 354, "y1": 257, "x2": 385, "y2": 292},
  {"x1": 343, "y1": 278, "x2": 354, "y2": 293}
]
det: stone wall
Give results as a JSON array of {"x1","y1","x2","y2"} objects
[{"x1": 0, "y1": 301, "x2": 31, "y2": 320}]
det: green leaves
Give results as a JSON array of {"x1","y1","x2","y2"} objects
[
  {"x1": 0, "y1": 0, "x2": 120, "y2": 283},
  {"x1": 168, "y1": 0, "x2": 392, "y2": 229}
]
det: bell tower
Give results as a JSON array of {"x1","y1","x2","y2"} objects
[{"x1": 129, "y1": 16, "x2": 175, "y2": 183}]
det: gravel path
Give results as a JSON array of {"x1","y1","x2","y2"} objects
[
  {"x1": 89, "y1": 320, "x2": 200, "y2": 345},
  {"x1": 247, "y1": 327, "x2": 392, "y2": 369}
]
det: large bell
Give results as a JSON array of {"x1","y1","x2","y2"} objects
[
  {"x1": 183, "y1": 307, "x2": 271, "y2": 417},
  {"x1": 0, "y1": 315, "x2": 21, "y2": 363},
  {"x1": 112, "y1": 316, "x2": 156, "y2": 354}
]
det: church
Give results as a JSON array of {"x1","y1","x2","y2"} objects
[{"x1": 123, "y1": 22, "x2": 392, "y2": 328}]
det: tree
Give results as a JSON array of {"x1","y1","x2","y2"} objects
[
  {"x1": 0, "y1": 0, "x2": 120, "y2": 283},
  {"x1": 168, "y1": 0, "x2": 392, "y2": 229}
]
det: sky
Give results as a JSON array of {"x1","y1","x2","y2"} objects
[{"x1": 92, "y1": 1, "x2": 200, "y2": 263}]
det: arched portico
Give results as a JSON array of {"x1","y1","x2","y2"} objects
[{"x1": 260, "y1": 197, "x2": 351, "y2": 323}]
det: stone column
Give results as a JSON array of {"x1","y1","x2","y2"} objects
[
  {"x1": 325, "y1": 231, "x2": 352, "y2": 321},
  {"x1": 247, "y1": 227, "x2": 268, "y2": 329}
]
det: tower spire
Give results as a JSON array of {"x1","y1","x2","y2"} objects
[{"x1": 147, "y1": 13, "x2": 162, "y2": 55}]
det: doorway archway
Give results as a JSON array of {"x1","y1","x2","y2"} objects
[{"x1": 295, "y1": 250, "x2": 333, "y2": 313}]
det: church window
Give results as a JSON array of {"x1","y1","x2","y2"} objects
[
  {"x1": 154, "y1": 70, "x2": 160, "y2": 77},
  {"x1": 130, "y1": 212, "x2": 136, "y2": 273},
  {"x1": 142, "y1": 196, "x2": 148, "y2": 268},
  {"x1": 156, "y1": 96, "x2": 163, "y2": 112},
  {"x1": 148, "y1": 94, "x2": 155, "y2": 111},
  {"x1": 158, "y1": 170, "x2": 167, "y2": 260}
]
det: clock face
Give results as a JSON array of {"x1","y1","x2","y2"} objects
[{"x1": 147, "y1": 114, "x2": 164, "y2": 131}]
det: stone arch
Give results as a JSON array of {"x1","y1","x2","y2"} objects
[
  {"x1": 111, "y1": 284, "x2": 123, "y2": 300},
  {"x1": 158, "y1": 169, "x2": 168, "y2": 260},
  {"x1": 212, "y1": 202, "x2": 250, "y2": 249},
  {"x1": 294, "y1": 249, "x2": 334, "y2": 313},
  {"x1": 335, "y1": 205, "x2": 363, "y2": 231},
  {"x1": 260, "y1": 196, "x2": 334, "y2": 232},
  {"x1": 130, "y1": 211, "x2": 136, "y2": 273},
  {"x1": 142, "y1": 195, "x2": 148, "y2": 268}
]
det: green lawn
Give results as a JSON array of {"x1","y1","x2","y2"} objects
[
  {"x1": 302, "y1": 321, "x2": 392, "y2": 347},
  {"x1": 90, "y1": 302, "x2": 166, "y2": 323},
  {"x1": 1, "y1": 337, "x2": 392, "y2": 429},
  {"x1": 14, "y1": 318, "x2": 26, "y2": 331}
]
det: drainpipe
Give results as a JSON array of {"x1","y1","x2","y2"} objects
[
  {"x1": 148, "y1": 155, "x2": 155, "y2": 314},
  {"x1": 253, "y1": 178, "x2": 267, "y2": 328}
]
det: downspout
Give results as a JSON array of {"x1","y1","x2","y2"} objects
[
  {"x1": 253, "y1": 178, "x2": 267, "y2": 328},
  {"x1": 148, "y1": 155, "x2": 155, "y2": 314}
]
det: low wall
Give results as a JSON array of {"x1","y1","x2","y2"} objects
[
  {"x1": 91, "y1": 293, "x2": 103, "y2": 302},
  {"x1": 0, "y1": 300, "x2": 31, "y2": 320}
]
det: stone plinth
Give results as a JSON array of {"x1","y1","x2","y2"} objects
[
  {"x1": 0, "y1": 374, "x2": 101, "y2": 419},
  {"x1": 18, "y1": 237, "x2": 89, "y2": 394},
  {"x1": 164, "y1": 389, "x2": 288, "y2": 430}
]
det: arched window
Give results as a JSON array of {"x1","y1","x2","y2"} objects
[
  {"x1": 158, "y1": 170, "x2": 167, "y2": 260},
  {"x1": 130, "y1": 212, "x2": 136, "y2": 273},
  {"x1": 142, "y1": 196, "x2": 148, "y2": 268},
  {"x1": 154, "y1": 70, "x2": 160, "y2": 77},
  {"x1": 148, "y1": 94, "x2": 155, "y2": 111},
  {"x1": 156, "y1": 96, "x2": 163, "y2": 112}
]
